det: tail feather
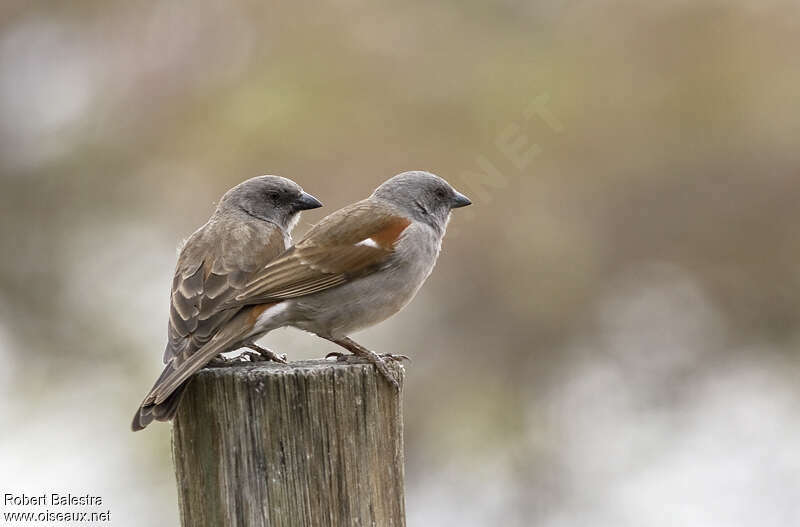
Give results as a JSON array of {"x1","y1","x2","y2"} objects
[
  {"x1": 131, "y1": 364, "x2": 191, "y2": 431},
  {"x1": 150, "y1": 330, "x2": 242, "y2": 406},
  {"x1": 131, "y1": 381, "x2": 189, "y2": 431},
  {"x1": 131, "y1": 311, "x2": 252, "y2": 431}
]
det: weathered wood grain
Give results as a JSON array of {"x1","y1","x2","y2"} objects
[{"x1": 171, "y1": 357, "x2": 405, "y2": 527}]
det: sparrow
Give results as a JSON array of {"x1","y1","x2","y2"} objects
[
  {"x1": 141, "y1": 170, "x2": 471, "y2": 409},
  {"x1": 131, "y1": 175, "x2": 322, "y2": 431}
]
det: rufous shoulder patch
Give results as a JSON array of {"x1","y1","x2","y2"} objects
[
  {"x1": 369, "y1": 217, "x2": 412, "y2": 249},
  {"x1": 248, "y1": 302, "x2": 278, "y2": 324}
]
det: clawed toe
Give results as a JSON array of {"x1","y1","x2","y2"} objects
[
  {"x1": 208, "y1": 348, "x2": 286, "y2": 367},
  {"x1": 208, "y1": 355, "x2": 233, "y2": 367},
  {"x1": 376, "y1": 362, "x2": 401, "y2": 391},
  {"x1": 320, "y1": 336, "x2": 403, "y2": 391},
  {"x1": 245, "y1": 344, "x2": 288, "y2": 364},
  {"x1": 325, "y1": 351, "x2": 350, "y2": 362},
  {"x1": 380, "y1": 353, "x2": 411, "y2": 363},
  {"x1": 239, "y1": 350, "x2": 263, "y2": 362},
  {"x1": 253, "y1": 351, "x2": 287, "y2": 364}
]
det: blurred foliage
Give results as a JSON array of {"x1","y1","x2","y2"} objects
[{"x1": 1, "y1": 1, "x2": 799, "y2": 525}]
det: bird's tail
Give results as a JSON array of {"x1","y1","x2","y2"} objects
[
  {"x1": 131, "y1": 366, "x2": 190, "y2": 431},
  {"x1": 131, "y1": 310, "x2": 254, "y2": 431}
]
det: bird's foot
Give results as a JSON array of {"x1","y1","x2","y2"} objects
[
  {"x1": 362, "y1": 352, "x2": 401, "y2": 390},
  {"x1": 208, "y1": 354, "x2": 239, "y2": 367},
  {"x1": 380, "y1": 353, "x2": 411, "y2": 363},
  {"x1": 245, "y1": 343, "x2": 288, "y2": 364},
  {"x1": 324, "y1": 351, "x2": 350, "y2": 361},
  {"x1": 323, "y1": 337, "x2": 402, "y2": 390},
  {"x1": 325, "y1": 351, "x2": 409, "y2": 363}
]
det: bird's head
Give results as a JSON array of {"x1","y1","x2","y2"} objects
[
  {"x1": 220, "y1": 175, "x2": 322, "y2": 231},
  {"x1": 372, "y1": 171, "x2": 471, "y2": 232}
]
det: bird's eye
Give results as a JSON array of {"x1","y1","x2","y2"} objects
[
  {"x1": 266, "y1": 191, "x2": 280, "y2": 202},
  {"x1": 435, "y1": 189, "x2": 447, "y2": 199}
]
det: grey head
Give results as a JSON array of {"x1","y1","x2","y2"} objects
[
  {"x1": 217, "y1": 175, "x2": 322, "y2": 229},
  {"x1": 372, "y1": 171, "x2": 471, "y2": 232}
]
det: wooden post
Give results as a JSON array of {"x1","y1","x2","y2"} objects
[{"x1": 171, "y1": 358, "x2": 406, "y2": 527}]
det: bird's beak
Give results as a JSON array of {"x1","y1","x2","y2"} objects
[
  {"x1": 451, "y1": 190, "x2": 472, "y2": 208},
  {"x1": 295, "y1": 191, "x2": 323, "y2": 210}
]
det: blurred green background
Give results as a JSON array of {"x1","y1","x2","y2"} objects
[{"x1": 1, "y1": 1, "x2": 799, "y2": 525}]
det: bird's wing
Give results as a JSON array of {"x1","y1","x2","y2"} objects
[
  {"x1": 164, "y1": 217, "x2": 287, "y2": 363},
  {"x1": 151, "y1": 306, "x2": 263, "y2": 405},
  {"x1": 234, "y1": 199, "x2": 411, "y2": 304}
]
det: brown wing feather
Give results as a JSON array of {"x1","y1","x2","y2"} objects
[
  {"x1": 300, "y1": 198, "x2": 409, "y2": 245},
  {"x1": 234, "y1": 199, "x2": 411, "y2": 304},
  {"x1": 163, "y1": 216, "x2": 287, "y2": 363},
  {"x1": 151, "y1": 308, "x2": 257, "y2": 404}
]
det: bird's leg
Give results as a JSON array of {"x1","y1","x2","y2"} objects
[
  {"x1": 244, "y1": 343, "x2": 287, "y2": 364},
  {"x1": 323, "y1": 336, "x2": 401, "y2": 389}
]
